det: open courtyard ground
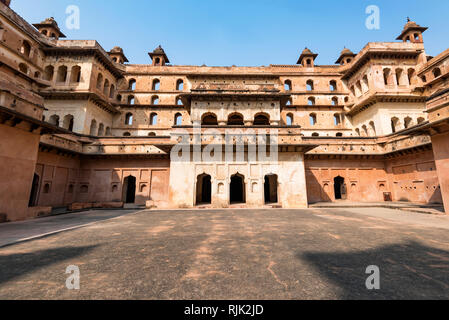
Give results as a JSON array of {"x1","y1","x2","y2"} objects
[{"x1": 1, "y1": 207, "x2": 449, "y2": 299}]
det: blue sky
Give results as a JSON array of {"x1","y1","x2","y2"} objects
[{"x1": 11, "y1": 0, "x2": 449, "y2": 66}]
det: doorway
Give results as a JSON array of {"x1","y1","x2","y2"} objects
[
  {"x1": 196, "y1": 174, "x2": 212, "y2": 205},
  {"x1": 264, "y1": 174, "x2": 278, "y2": 204},
  {"x1": 123, "y1": 176, "x2": 136, "y2": 203},
  {"x1": 28, "y1": 173, "x2": 40, "y2": 207},
  {"x1": 334, "y1": 176, "x2": 346, "y2": 200},
  {"x1": 230, "y1": 174, "x2": 246, "y2": 204}
]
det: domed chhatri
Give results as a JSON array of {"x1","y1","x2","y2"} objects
[{"x1": 396, "y1": 18, "x2": 428, "y2": 43}]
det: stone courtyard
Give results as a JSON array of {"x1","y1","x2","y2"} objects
[{"x1": 1, "y1": 207, "x2": 449, "y2": 300}]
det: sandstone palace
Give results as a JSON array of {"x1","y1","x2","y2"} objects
[{"x1": 1, "y1": 0, "x2": 449, "y2": 222}]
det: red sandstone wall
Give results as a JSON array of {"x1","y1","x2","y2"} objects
[
  {"x1": 305, "y1": 158, "x2": 388, "y2": 203},
  {"x1": 0, "y1": 124, "x2": 40, "y2": 221},
  {"x1": 385, "y1": 149, "x2": 442, "y2": 204},
  {"x1": 78, "y1": 158, "x2": 170, "y2": 206},
  {"x1": 35, "y1": 151, "x2": 80, "y2": 208},
  {"x1": 430, "y1": 133, "x2": 449, "y2": 212}
]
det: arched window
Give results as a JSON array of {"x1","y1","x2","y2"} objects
[
  {"x1": 408, "y1": 68, "x2": 416, "y2": 85},
  {"x1": 150, "y1": 113, "x2": 158, "y2": 126},
  {"x1": 34, "y1": 71, "x2": 41, "y2": 79},
  {"x1": 176, "y1": 97, "x2": 183, "y2": 106},
  {"x1": 174, "y1": 113, "x2": 182, "y2": 126},
  {"x1": 96, "y1": 73, "x2": 103, "y2": 89},
  {"x1": 329, "y1": 80, "x2": 337, "y2": 91},
  {"x1": 103, "y1": 79, "x2": 110, "y2": 95},
  {"x1": 49, "y1": 114, "x2": 60, "y2": 126},
  {"x1": 433, "y1": 68, "x2": 442, "y2": 78},
  {"x1": 286, "y1": 99, "x2": 292, "y2": 106},
  {"x1": 336, "y1": 132, "x2": 343, "y2": 137},
  {"x1": 123, "y1": 132, "x2": 131, "y2": 137},
  {"x1": 355, "y1": 128, "x2": 360, "y2": 136},
  {"x1": 89, "y1": 119, "x2": 97, "y2": 136},
  {"x1": 152, "y1": 79, "x2": 160, "y2": 91},
  {"x1": 117, "y1": 94, "x2": 122, "y2": 103},
  {"x1": 333, "y1": 113, "x2": 341, "y2": 126},
  {"x1": 308, "y1": 97, "x2": 315, "y2": 105},
  {"x1": 309, "y1": 113, "x2": 317, "y2": 126},
  {"x1": 20, "y1": 40, "x2": 31, "y2": 57},
  {"x1": 396, "y1": 68, "x2": 405, "y2": 86},
  {"x1": 128, "y1": 95, "x2": 135, "y2": 105},
  {"x1": 98, "y1": 123, "x2": 105, "y2": 136},
  {"x1": 125, "y1": 113, "x2": 133, "y2": 125},
  {"x1": 44, "y1": 66, "x2": 54, "y2": 81},
  {"x1": 148, "y1": 132, "x2": 156, "y2": 137},
  {"x1": 254, "y1": 113, "x2": 270, "y2": 125},
  {"x1": 331, "y1": 97, "x2": 338, "y2": 106},
  {"x1": 391, "y1": 117, "x2": 400, "y2": 133},
  {"x1": 105, "y1": 127, "x2": 112, "y2": 136},
  {"x1": 306, "y1": 80, "x2": 314, "y2": 91},
  {"x1": 383, "y1": 68, "x2": 392, "y2": 86},
  {"x1": 151, "y1": 96, "x2": 159, "y2": 105},
  {"x1": 284, "y1": 80, "x2": 292, "y2": 91},
  {"x1": 361, "y1": 75, "x2": 369, "y2": 93},
  {"x1": 128, "y1": 79, "x2": 136, "y2": 91},
  {"x1": 369, "y1": 121, "x2": 376, "y2": 136},
  {"x1": 109, "y1": 85, "x2": 115, "y2": 98},
  {"x1": 202, "y1": 113, "x2": 218, "y2": 125},
  {"x1": 312, "y1": 132, "x2": 319, "y2": 137},
  {"x1": 176, "y1": 79, "x2": 184, "y2": 91},
  {"x1": 63, "y1": 114, "x2": 74, "y2": 131},
  {"x1": 404, "y1": 117, "x2": 413, "y2": 129},
  {"x1": 70, "y1": 66, "x2": 81, "y2": 83},
  {"x1": 286, "y1": 113, "x2": 293, "y2": 126},
  {"x1": 362, "y1": 125, "x2": 368, "y2": 137},
  {"x1": 228, "y1": 113, "x2": 244, "y2": 126},
  {"x1": 417, "y1": 117, "x2": 425, "y2": 124},
  {"x1": 56, "y1": 66, "x2": 67, "y2": 83},
  {"x1": 19, "y1": 63, "x2": 28, "y2": 74}
]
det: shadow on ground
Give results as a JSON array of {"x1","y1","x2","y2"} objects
[
  {"x1": 301, "y1": 241, "x2": 449, "y2": 299},
  {"x1": 0, "y1": 245, "x2": 97, "y2": 285}
]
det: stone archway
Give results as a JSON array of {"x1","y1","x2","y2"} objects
[
  {"x1": 230, "y1": 173, "x2": 246, "y2": 204},
  {"x1": 334, "y1": 176, "x2": 346, "y2": 200},
  {"x1": 123, "y1": 176, "x2": 136, "y2": 204},
  {"x1": 196, "y1": 174, "x2": 212, "y2": 205}
]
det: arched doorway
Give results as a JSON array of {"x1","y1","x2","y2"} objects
[
  {"x1": 123, "y1": 176, "x2": 136, "y2": 204},
  {"x1": 334, "y1": 176, "x2": 346, "y2": 200},
  {"x1": 264, "y1": 174, "x2": 278, "y2": 204},
  {"x1": 196, "y1": 174, "x2": 212, "y2": 205},
  {"x1": 28, "y1": 173, "x2": 40, "y2": 207},
  {"x1": 230, "y1": 173, "x2": 245, "y2": 204}
]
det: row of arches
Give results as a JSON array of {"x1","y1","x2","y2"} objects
[
  {"x1": 284, "y1": 79, "x2": 338, "y2": 92},
  {"x1": 285, "y1": 96, "x2": 339, "y2": 106},
  {"x1": 355, "y1": 122, "x2": 377, "y2": 137},
  {"x1": 383, "y1": 68, "x2": 417, "y2": 87},
  {"x1": 43, "y1": 65, "x2": 82, "y2": 83},
  {"x1": 89, "y1": 119, "x2": 111, "y2": 136},
  {"x1": 196, "y1": 173, "x2": 278, "y2": 205},
  {"x1": 391, "y1": 116, "x2": 425, "y2": 133},
  {"x1": 126, "y1": 95, "x2": 183, "y2": 106},
  {"x1": 96, "y1": 73, "x2": 117, "y2": 99},
  {"x1": 200, "y1": 113, "x2": 270, "y2": 126},
  {"x1": 48, "y1": 114, "x2": 74, "y2": 131},
  {"x1": 124, "y1": 112, "x2": 183, "y2": 126},
  {"x1": 128, "y1": 78, "x2": 184, "y2": 91}
]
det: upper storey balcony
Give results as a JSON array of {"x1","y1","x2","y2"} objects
[{"x1": 342, "y1": 42, "x2": 427, "y2": 116}]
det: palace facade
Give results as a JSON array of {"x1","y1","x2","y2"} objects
[{"x1": 1, "y1": 0, "x2": 449, "y2": 221}]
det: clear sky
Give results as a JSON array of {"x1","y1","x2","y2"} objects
[{"x1": 11, "y1": 0, "x2": 449, "y2": 66}]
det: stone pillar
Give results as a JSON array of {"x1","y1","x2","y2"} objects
[{"x1": 431, "y1": 132, "x2": 449, "y2": 213}]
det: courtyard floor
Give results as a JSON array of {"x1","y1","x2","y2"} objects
[{"x1": 1, "y1": 207, "x2": 449, "y2": 299}]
